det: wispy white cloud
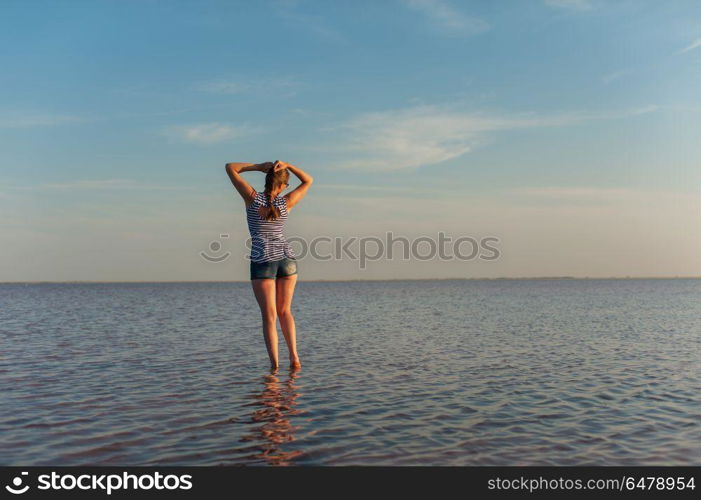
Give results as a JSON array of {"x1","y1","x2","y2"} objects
[
  {"x1": 196, "y1": 81, "x2": 249, "y2": 95},
  {"x1": 323, "y1": 103, "x2": 659, "y2": 170},
  {"x1": 505, "y1": 186, "x2": 701, "y2": 212},
  {"x1": 544, "y1": 0, "x2": 593, "y2": 11},
  {"x1": 601, "y1": 69, "x2": 630, "y2": 85},
  {"x1": 273, "y1": 2, "x2": 345, "y2": 43},
  {"x1": 401, "y1": 0, "x2": 490, "y2": 36},
  {"x1": 509, "y1": 186, "x2": 633, "y2": 200},
  {"x1": 627, "y1": 104, "x2": 659, "y2": 115},
  {"x1": 316, "y1": 183, "x2": 424, "y2": 193},
  {"x1": 195, "y1": 76, "x2": 302, "y2": 97},
  {"x1": 678, "y1": 37, "x2": 701, "y2": 54},
  {"x1": 0, "y1": 112, "x2": 86, "y2": 128},
  {"x1": 162, "y1": 122, "x2": 255, "y2": 145},
  {"x1": 324, "y1": 106, "x2": 559, "y2": 170},
  {"x1": 5, "y1": 179, "x2": 195, "y2": 192}
]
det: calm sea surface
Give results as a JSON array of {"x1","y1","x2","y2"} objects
[{"x1": 1, "y1": 279, "x2": 699, "y2": 465}]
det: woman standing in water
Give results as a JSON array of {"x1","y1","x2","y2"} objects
[{"x1": 225, "y1": 160, "x2": 313, "y2": 370}]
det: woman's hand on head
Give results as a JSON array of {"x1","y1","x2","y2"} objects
[
  {"x1": 258, "y1": 161, "x2": 274, "y2": 173},
  {"x1": 271, "y1": 160, "x2": 286, "y2": 172}
]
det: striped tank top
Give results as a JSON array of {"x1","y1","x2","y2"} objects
[{"x1": 246, "y1": 191, "x2": 295, "y2": 263}]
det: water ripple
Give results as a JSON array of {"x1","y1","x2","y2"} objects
[{"x1": 1, "y1": 279, "x2": 700, "y2": 465}]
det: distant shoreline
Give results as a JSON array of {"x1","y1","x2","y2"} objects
[{"x1": 2, "y1": 276, "x2": 700, "y2": 284}]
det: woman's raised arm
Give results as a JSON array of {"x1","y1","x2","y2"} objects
[
  {"x1": 224, "y1": 162, "x2": 272, "y2": 206},
  {"x1": 279, "y1": 161, "x2": 313, "y2": 211}
]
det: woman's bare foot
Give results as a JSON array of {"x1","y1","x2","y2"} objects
[{"x1": 290, "y1": 355, "x2": 301, "y2": 370}]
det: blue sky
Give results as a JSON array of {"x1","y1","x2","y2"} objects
[{"x1": 1, "y1": 0, "x2": 700, "y2": 281}]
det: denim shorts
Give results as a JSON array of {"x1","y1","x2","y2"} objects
[{"x1": 250, "y1": 257, "x2": 298, "y2": 280}]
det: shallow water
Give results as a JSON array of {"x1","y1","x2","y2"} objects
[{"x1": 1, "y1": 279, "x2": 699, "y2": 465}]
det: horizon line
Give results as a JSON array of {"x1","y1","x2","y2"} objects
[{"x1": 2, "y1": 275, "x2": 700, "y2": 284}]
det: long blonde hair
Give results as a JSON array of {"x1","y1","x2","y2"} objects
[{"x1": 260, "y1": 168, "x2": 290, "y2": 221}]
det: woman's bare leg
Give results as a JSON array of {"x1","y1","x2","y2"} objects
[
  {"x1": 275, "y1": 275, "x2": 300, "y2": 368},
  {"x1": 251, "y1": 279, "x2": 279, "y2": 369}
]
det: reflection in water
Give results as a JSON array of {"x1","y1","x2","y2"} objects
[{"x1": 240, "y1": 369, "x2": 304, "y2": 465}]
